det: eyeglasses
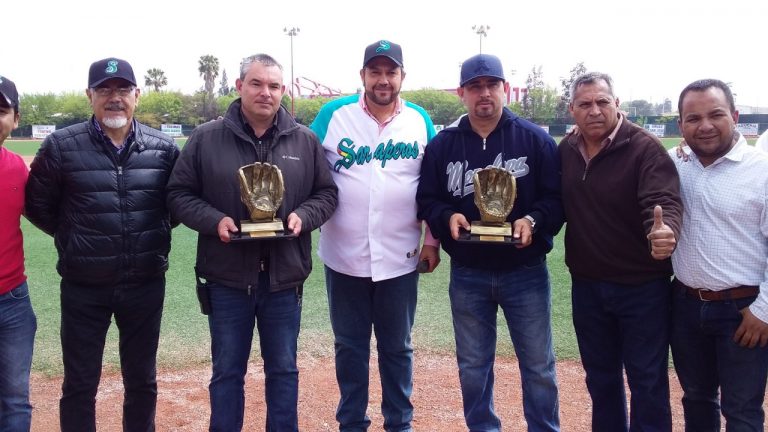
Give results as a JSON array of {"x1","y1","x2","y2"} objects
[{"x1": 92, "y1": 87, "x2": 135, "y2": 97}]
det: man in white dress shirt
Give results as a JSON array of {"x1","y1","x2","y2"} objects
[
  {"x1": 755, "y1": 129, "x2": 768, "y2": 152},
  {"x1": 671, "y1": 78, "x2": 768, "y2": 431}
]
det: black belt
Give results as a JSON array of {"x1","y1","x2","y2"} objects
[{"x1": 674, "y1": 279, "x2": 759, "y2": 302}]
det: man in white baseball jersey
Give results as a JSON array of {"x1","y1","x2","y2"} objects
[{"x1": 310, "y1": 39, "x2": 438, "y2": 432}]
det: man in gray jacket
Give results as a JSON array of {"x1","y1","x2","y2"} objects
[{"x1": 166, "y1": 53, "x2": 337, "y2": 432}]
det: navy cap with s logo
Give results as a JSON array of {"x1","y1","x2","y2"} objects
[
  {"x1": 88, "y1": 58, "x2": 137, "y2": 88},
  {"x1": 363, "y1": 40, "x2": 403, "y2": 68},
  {"x1": 0, "y1": 75, "x2": 19, "y2": 111}
]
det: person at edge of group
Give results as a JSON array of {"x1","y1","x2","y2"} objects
[
  {"x1": 558, "y1": 71, "x2": 682, "y2": 432},
  {"x1": 0, "y1": 75, "x2": 37, "y2": 432},
  {"x1": 309, "y1": 39, "x2": 439, "y2": 432},
  {"x1": 416, "y1": 53, "x2": 563, "y2": 432},
  {"x1": 671, "y1": 78, "x2": 768, "y2": 432},
  {"x1": 166, "y1": 53, "x2": 338, "y2": 432},
  {"x1": 24, "y1": 58, "x2": 179, "y2": 432},
  {"x1": 755, "y1": 128, "x2": 768, "y2": 152}
]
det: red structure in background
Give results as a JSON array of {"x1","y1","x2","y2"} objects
[{"x1": 290, "y1": 76, "x2": 342, "y2": 98}]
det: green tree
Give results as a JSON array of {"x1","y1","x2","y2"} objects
[
  {"x1": 401, "y1": 89, "x2": 465, "y2": 126},
  {"x1": 294, "y1": 97, "x2": 335, "y2": 126},
  {"x1": 525, "y1": 87, "x2": 559, "y2": 120},
  {"x1": 198, "y1": 55, "x2": 220, "y2": 120},
  {"x1": 218, "y1": 69, "x2": 233, "y2": 96},
  {"x1": 18, "y1": 93, "x2": 60, "y2": 127},
  {"x1": 57, "y1": 92, "x2": 91, "y2": 124},
  {"x1": 216, "y1": 92, "x2": 239, "y2": 117},
  {"x1": 621, "y1": 99, "x2": 656, "y2": 116},
  {"x1": 144, "y1": 68, "x2": 168, "y2": 92},
  {"x1": 556, "y1": 61, "x2": 587, "y2": 118},
  {"x1": 180, "y1": 91, "x2": 208, "y2": 126},
  {"x1": 136, "y1": 91, "x2": 184, "y2": 128}
]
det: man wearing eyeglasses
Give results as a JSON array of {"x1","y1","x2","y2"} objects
[{"x1": 25, "y1": 57, "x2": 179, "y2": 432}]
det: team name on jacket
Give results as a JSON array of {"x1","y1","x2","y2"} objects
[{"x1": 446, "y1": 153, "x2": 530, "y2": 197}]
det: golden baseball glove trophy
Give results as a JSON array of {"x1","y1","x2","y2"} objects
[
  {"x1": 461, "y1": 166, "x2": 518, "y2": 243},
  {"x1": 234, "y1": 162, "x2": 288, "y2": 240}
]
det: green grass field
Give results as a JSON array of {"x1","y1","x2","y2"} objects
[{"x1": 7, "y1": 135, "x2": 758, "y2": 376}]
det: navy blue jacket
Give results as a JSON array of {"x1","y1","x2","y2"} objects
[{"x1": 416, "y1": 108, "x2": 564, "y2": 270}]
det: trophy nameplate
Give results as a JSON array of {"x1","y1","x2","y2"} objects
[{"x1": 230, "y1": 162, "x2": 297, "y2": 242}]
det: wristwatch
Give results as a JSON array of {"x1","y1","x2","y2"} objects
[{"x1": 523, "y1": 215, "x2": 537, "y2": 233}]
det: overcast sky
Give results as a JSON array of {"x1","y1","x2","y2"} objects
[{"x1": 6, "y1": 0, "x2": 767, "y2": 109}]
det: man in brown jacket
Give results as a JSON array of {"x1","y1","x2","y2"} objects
[{"x1": 558, "y1": 71, "x2": 682, "y2": 431}]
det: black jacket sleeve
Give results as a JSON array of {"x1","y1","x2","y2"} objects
[
  {"x1": 24, "y1": 135, "x2": 63, "y2": 236},
  {"x1": 416, "y1": 139, "x2": 456, "y2": 241},
  {"x1": 165, "y1": 130, "x2": 228, "y2": 235}
]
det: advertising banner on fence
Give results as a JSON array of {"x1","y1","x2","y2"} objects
[
  {"x1": 32, "y1": 125, "x2": 56, "y2": 139},
  {"x1": 161, "y1": 124, "x2": 183, "y2": 137},
  {"x1": 736, "y1": 123, "x2": 759, "y2": 137},
  {"x1": 643, "y1": 124, "x2": 666, "y2": 137}
]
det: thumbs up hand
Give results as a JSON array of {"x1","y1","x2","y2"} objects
[{"x1": 647, "y1": 205, "x2": 676, "y2": 260}]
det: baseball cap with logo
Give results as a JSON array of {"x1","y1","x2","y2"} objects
[
  {"x1": 0, "y1": 75, "x2": 19, "y2": 112},
  {"x1": 363, "y1": 40, "x2": 403, "y2": 68},
  {"x1": 460, "y1": 54, "x2": 505, "y2": 87},
  {"x1": 88, "y1": 58, "x2": 137, "y2": 88}
]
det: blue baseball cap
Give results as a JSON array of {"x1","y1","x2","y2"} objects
[{"x1": 460, "y1": 54, "x2": 505, "y2": 87}]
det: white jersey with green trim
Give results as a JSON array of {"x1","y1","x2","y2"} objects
[{"x1": 310, "y1": 94, "x2": 435, "y2": 281}]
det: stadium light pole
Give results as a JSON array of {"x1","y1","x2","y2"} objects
[
  {"x1": 284, "y1": 26, "x2": 300, "y2": 117},
  {"x1": 472, "y1": 25, "x2": 490, "y2": 54}
]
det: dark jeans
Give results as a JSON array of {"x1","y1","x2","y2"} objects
[
  {"x1": 207, "y1": 271, "x2": 302, "y2": 432},
  {"x1": 0, "y1": 281, "x2": 36, "y2": 432},
  {"x1": 450, "y1": 260, "x2": 559, "y2": 432},
  {"x1": 59, "y1": 276, "x2": 165, "y2": 432},
  {"x1": 671, "y1": 288, "x2": 768, "y2": 432},
  {"x1": 571, "y1": 277, "x2": 672, "y2": 432},
  {"x1": 325, "y1": 266, "x2": 418, "y2": 432}
]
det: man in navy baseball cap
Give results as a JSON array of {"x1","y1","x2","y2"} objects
[
  {"x1": 362, "y1": 40, "x2": 403, "y2": 68},
  {"x1": 0, "y1": 75, "x2": 19, "y2": 113},
  {"x1": 25, "y1": 56, "x2": 178, "y2": 432},
  {"x1": 88, "y1": 57, "x2": 137, "y2": 88},
  {"x1": 460, "y1": 53, "x2": 505, "y2": 87}
]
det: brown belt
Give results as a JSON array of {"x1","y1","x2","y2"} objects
[{"x1": 674, "y1": 279, "x2": 759, "y2": 302}]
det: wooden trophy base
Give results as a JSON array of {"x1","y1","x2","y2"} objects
[
  {"x1": 458, "y1": 222, "x2": 520, "y2": 245},
  {"x1": 230, "y1": 219, "x2": 297, "y2": 242}
]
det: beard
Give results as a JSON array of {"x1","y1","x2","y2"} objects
[
  {"x1": 102, "y1": 115, "x2": 129, "y2": 129},
  {"x1": 365, "y1": 85, "x2": 399, "y2": 107}
]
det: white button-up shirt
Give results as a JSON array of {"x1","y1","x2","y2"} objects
[{"x1": 670, "y1": 134, "x2": 768, "y2": 323}]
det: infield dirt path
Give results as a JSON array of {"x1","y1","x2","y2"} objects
[{"x1": 29, "y1": 353, "x2": 703, "y2": 432}]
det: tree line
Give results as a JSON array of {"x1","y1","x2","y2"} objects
[{"x1": 16, "y1": 56, "x2": 673, "y2": 132}]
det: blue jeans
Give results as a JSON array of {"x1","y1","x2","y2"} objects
[
  {"x1": 0, "y1": 281, "x2": 36, "y2": 432},
  {"x1": 325, "y1": 266, "x2": 418, "y2": 432},
  {"x1": 60, "y1": 277, "x2": 164, "y2": 432},
  {"x1": 450, "y1": 259, "x2": 559, "y2": 432},
  {"x1": 207, "y1": 272, "x2": 302, "y2": 432},
  {"x1": 571, "y1": 277, "x2": 672, "y2": 432},
  {"x1": 671, "y1": 288, "x2": 768, "y2": 432}
]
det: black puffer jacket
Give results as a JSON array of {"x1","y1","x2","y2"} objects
[
  {"x1": 25, "y1": 118, "x2": 180, "y2": 286},
  {"x1": 166, "y1": 100, "x2": 338, "y2": 292}
]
